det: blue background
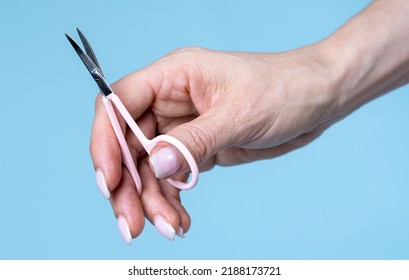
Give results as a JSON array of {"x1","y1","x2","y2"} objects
[{"x1": 1, "y1": 0, "x2": 408, "y2": 259}]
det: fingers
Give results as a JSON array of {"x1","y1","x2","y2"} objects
[
  {"x1": 91, "y1": 57, "x2": 199, "y2": 243},
  {"x1": 140, "y1": 157, "x2": 190, "y2": 240},
  {"x1": 109, "y1": 70, "x2": 155, "y2": 119},
  {"x1": 109, "y1": 154, "x2": 191, "y2": 244},
  {"x1": 91, "y1": 95, "x2": 122, "y2": 198},
  {"x1": 90, "y1": 68, "x2": 157, "y2": 197},
  {"x1": 90, "y1": 68, "x2": 163, "y2": 244},
  {"x1": 109, "y1": 166, "x2": 145, "y2": 245},
  {"x1": 107, "y1": 108, "x2": 166, "y2": 244},
  {"x1": 148, "y1": 104, "x2": 235, "y2": 179},
  {"x1": 161, "y1": 178, "x2": 191, "y2": 237}
]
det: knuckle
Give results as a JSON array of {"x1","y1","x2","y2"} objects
[
  {"x1": 181, "y1": 123, "x2": 217, "y2": 164},
  {"x1": 166, "y1": 46, "x2": 207, "y2": 57}
]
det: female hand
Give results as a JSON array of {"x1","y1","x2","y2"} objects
[
  {"x1": 90, "y1": 44, "x2": 339, "y2": 244},
  {"x1": 90, "y1": 0, "x2": 409, "y2": 244}
]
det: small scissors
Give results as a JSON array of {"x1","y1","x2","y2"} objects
[{"x1": 66, "y1": 29, "x2": 198, "y2": 195}]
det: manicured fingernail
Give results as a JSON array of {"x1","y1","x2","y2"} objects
[
  {"x1": 117, "y1": 215, "x2": 132, "y2": 245},
  {"x1": 149, "y1": 147, "x2": 180, "y2": 179},
  {"x1": 96, "y1": 168, "x2": 110, "y2": 199},
  {"x1": 176, "y1": 227, "x2": 185, "y2": 238},
  {"x1": 153, "y1": 215, "x2": 175, "y2": 240}
]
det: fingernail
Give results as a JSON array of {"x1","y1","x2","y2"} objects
[
  {"x1": 153, "y1": 215, "x2": 175, "y2": 240},
  {"x1": 96, "y1": 168, "x2": 110, "y2": 200},
  {"x1": 176, "y1": 227, "x2": 185, "y2": 238},
  {"x1": 117, "y1": 215, "x2": 132, "y2": 245},
  {"x1": 149, "y1": 147, "x2": 180, "y2": 179}
]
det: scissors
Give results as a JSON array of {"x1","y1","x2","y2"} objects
[{"x1": 66, "y1": 28, "x2": 199, "y2": 195}]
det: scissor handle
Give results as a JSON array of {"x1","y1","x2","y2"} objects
[
  {"x1": 102, "y1": 97, "x2": 142, "y2": 195},
  {"x1": 108, "y1": 93, "x2": 199, "y2": 191},
  {"x1": 145, "y1": 135, "x2": 199, "y2": 190}
]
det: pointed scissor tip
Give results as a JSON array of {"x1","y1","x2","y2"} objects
[
  {"x1": 65, "y1": 33, "x2": 74, "y2": 43},
  {"x1": 65, "y1": 33, "x2": 80, "y2": 51},
  {"x1": 76, "y1": 28, "x2": 86, "y2": 39},
  {"x1": 76, "y1": 28, "x2": 85, "y2": 39}
]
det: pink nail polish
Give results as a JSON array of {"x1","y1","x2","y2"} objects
[
  {"x1": 176, "y1": 227, "x2": 185, "y2": 238},
  {"x1": 149, "y1": 147, "x2": 180, "y2": 179},
  {"x1": 96, "y1": 169, "x2": 110, "y2": 199},
  {"x1": 153, "y1": 215, "x2": 175, "y2": 240},
  {"x1": 117, "y1": 215, "x2": 132, "y2": 245}
]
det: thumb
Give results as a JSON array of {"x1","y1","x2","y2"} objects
[{"x1": 149, "y1": 107, "x2": 234, "y2": 179}]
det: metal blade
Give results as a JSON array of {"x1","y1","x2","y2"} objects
[
  {"x1": 65, "y1": 34, "x2": 112, "y2": 96},
  {"x1": 76, "y1": 28, "x2": 104, "y2": 76},
  {"x1": 66, "y1": 34, "x2": 98, "y2": 73}
]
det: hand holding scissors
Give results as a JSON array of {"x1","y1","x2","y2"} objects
[{"x1": 66, "y1": 29, "x2": 199, "y2": 196}]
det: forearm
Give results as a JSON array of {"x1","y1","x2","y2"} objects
[{"x1": 321, "y1": 0, "x2": 409, "y2": 120}]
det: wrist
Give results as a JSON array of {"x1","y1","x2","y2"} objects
[{"x1": 318, "y1": 0, "x2": 409, "y2": 122}]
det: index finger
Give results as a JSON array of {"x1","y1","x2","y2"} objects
[{"x1": 90, "y1": 69, "x2": 157, "y2": 197}]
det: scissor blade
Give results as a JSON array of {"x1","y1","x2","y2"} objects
[
  {"x1": 76, "y1": 28, "x2": 104, "y2": 76},
  {"x1": 65, "y1": 34, "x2": 112, "y2": 96},
  {"x1": 66, "y1": 34, "x2": 99, "y2": 73}
]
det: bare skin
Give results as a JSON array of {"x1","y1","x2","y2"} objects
[{"x1": 90, "y1": 0, "x2": 409, "y2": 243}]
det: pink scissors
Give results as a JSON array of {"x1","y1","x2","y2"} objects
[{"x1": 66, "y1": 29, "x2": 199, "y2": 195}]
